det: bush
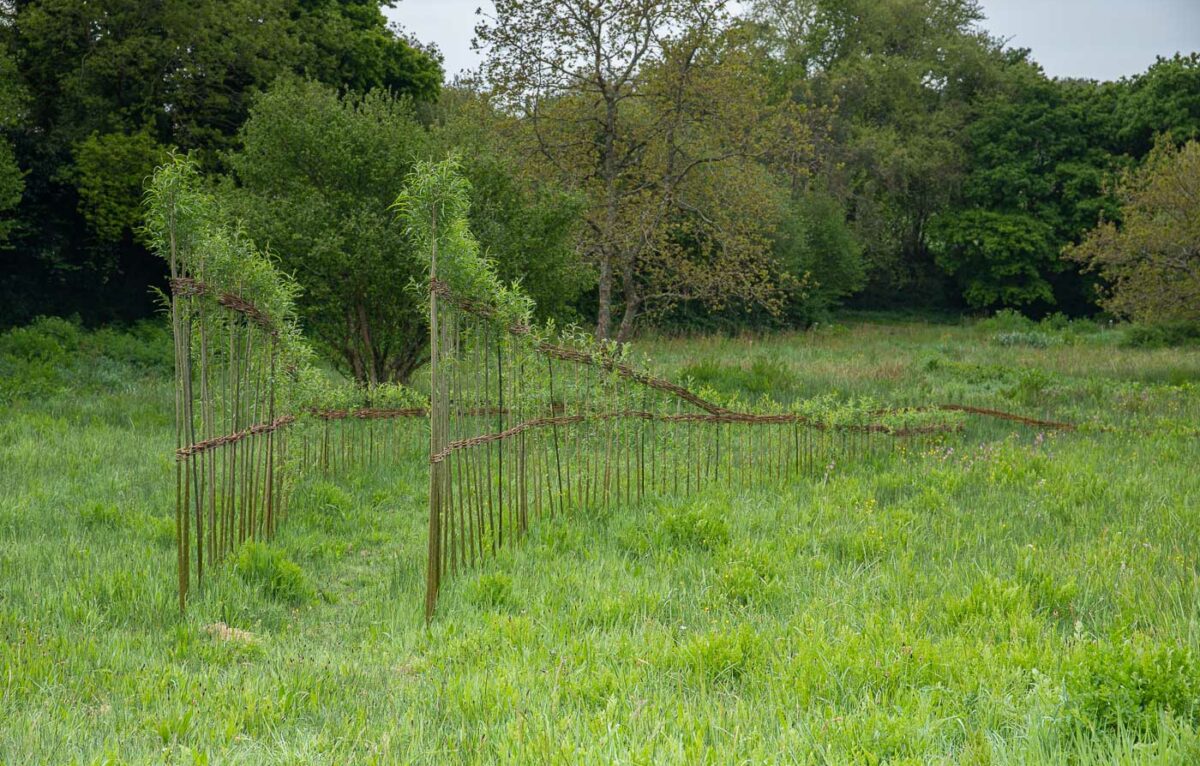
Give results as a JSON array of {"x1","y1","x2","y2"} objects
[
  {"x1": 776, "y1": 188, "x2": 865, "y2": 325},
  {"x1": 977, "y1": 308, "x2": 1035, "y2": 334},
  {"x1": 0, "y1": 316, "x2": 81, "y2": 401},
  {"x1": 87, "y1": 322, "x2": 173, "y2": 372},
  {"x1": 0, "y1": 317, "x2": 172, "y2": 403},
  {"x1": 1122, "y1": 321, "x2": 1200, "y2": 349},
  {"x1": 1004, "y1": 367, "x2": 1057, "y2": 405}
]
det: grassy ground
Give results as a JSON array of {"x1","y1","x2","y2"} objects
[{"x1": 2, "y1": 315, "x2": 1199, "y2": 764}]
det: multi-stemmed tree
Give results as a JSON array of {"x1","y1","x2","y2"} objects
[
  {"x1": 476, "y1": 0, "x2": 806, "y2": 340},
  {"x1": 1068, "y1": 140, "x2": 1200, "y2": 324}
]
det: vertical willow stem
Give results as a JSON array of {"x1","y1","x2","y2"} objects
[{"x1": 425, "y1": 206, "x2": 442, "y2": 622}]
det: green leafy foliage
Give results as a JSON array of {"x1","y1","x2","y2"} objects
[
  {"x1": 1113, "y1": 53, "x2": 1200, "y2": 156},
  {"x1": 144, "y1": 153, "x2": 427, "y2": 416},
  {"x1": 0, "y1": 315, "x2": 171, "y2": 403},
  {"x1": 752, "y1": 0, "x2": 1001, "y2": 306},
  {"x1": 74, "y1": 129, "x2": 168, "y2": 243},
  {"x1": 1067, "y1": 140, "x2": 1200, "y2": 324},
  {"x1": 774, "y1": 187, "x2": 865, "y2": 324},
  {"x1": 394, "y1": 154, "x2": 533, "y2": 330},
  {"x1": 477, "y1": 0, "x2": 800, "y2": 340},
  {"x1": 223, "y1": 79, "x2": 431, "y2": 384},
  {"x1": 235, "y1": 542, "x2": 314, "y2": 605},
  {"x1": 929, "y1": 60, "x2": 1119, "y2": 311},
  {"x1": 1068, "y1": 638, "x2": 1200, "y2": 734},
  {"x1": 1121, "y1": 321, "x2": 1200, "y2": 349},
  {"x1": 0, "y1": 0, "x2": 441, "y2": 326},
  {"x1": 429, "y1": 89, "x2": 589, "y2": 322},
  {"x1": 932, "y1": 209, "x2": 1058, "y2": 308},
  {"x1": 0, "y1": 41, "x2": 26, "y2": 244}
]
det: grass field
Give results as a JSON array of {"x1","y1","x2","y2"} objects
[{"x1": 2, "y1": 315, "x2": 1200, "y2": 764}]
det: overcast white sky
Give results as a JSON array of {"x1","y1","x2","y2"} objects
[{"x1": 386, "y1": 0, "x2": 1200, "y2": 82}]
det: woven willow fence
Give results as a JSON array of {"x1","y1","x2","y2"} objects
[
  {"x1": 153, "y1": 156, "x2": 427, "y2": 610},
  {"x1": 419, "y1": 281, "x2": 1088, "y2": 617},
  {"x1": 158, "y1": 155, "x2": 1075, "y2": 618}
]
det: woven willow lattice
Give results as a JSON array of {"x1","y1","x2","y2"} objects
[{"x1": 159, "y1": 155, "x2": 1073, "y2": 618}]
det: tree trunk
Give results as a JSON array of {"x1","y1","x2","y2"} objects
[
  {"x1": 595, "y1": 85, "x2": 621, "y2": 341},
  {"x1": 356, "y1": 302, "x2": 379, "y2": 386},
  {"x1": 385, "y1": 333, "x2": 427, "y2": 384},
  {"x1": 596, "y1": 253, "x2": 614, "y2": 340},
  {"x1": 615, "y1": 267, "x2": 640, "y2": 343}
]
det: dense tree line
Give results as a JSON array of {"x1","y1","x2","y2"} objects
[
  {"x1": 0, "y1": 0, "x2": 440, "y2": 324},
  {"x1": 1, "y1": 0, "x2": 1198, "y2": 375}
]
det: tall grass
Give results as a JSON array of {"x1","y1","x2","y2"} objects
[{"x1": 1, "y1": 315, "x2": 1198, "y2": 763}]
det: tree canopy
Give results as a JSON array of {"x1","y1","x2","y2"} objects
[
  {"x1": 0, "y1": 0, "x2": 441, "y2": 325},
  {"x1": 222, "y1": 78, "x2": 584, "y2": 384},
  {"x1": 1067, "y1": 140, "x2": 1200, "y2": 324},
  {"x1": 1, "y1": 0, "x2": 1198, "y2": 343},
  {"x1": 476, "y1": 0, "x2": 805, "y2": 340}
]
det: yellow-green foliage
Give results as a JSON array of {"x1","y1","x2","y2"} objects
[{"x1": 144, "y1": 154, "x2": 425, "y2": 417}]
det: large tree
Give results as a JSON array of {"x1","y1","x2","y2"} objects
[
  {"x1": 1066, "y1": 140, "x2": 1200, "y2": 324},
  {"x1": 224, "y1": 79, "x2": 584, "y2": 383},
  {"x1": 0, "y1": 0, "x2": 441, "y2": 326},
  {"x1": 749, "y1": 0, "x2": 1005, "y2": 306},
  {"x1": 929, "y1": 58, "x2": 1119, "y2": 311},
  {"x1": 223, "y1": 79, "x2": 434, "y2": 384},
  {"x1": 1112, "y1": 54, "x2": 1200, "y2": 158},
  {"x1": 0, "y1": 39, "x2": 24, "y2": 245},
  {"x1": 476, "y1": 0, "x2": 802, "y2": 340}
]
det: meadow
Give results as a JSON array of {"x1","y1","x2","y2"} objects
[{"x1": 2, "y1": 313, "x2": 1200, "y2": 764}]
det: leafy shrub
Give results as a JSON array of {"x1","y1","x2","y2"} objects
[
  {"x1": 1122, "y1": 321, "x2": 1200, "y2": 349},
  {"x1": 0, "y1": 316, "x2": 80, "y2": 401},
  {"x1": 0, "y1": 317, "x2": 172, "y2": 403},
  {"x1": 981, "y1": 310, "x2": 1108, "y2": 347},
  {"x1": 775, "y1": 187, "x2": 865, "y2": 326},
  {"x1": 235, "y1": 542, "x2": 314, "y2": 605},
  {"x1": 993, "y1": 330, "x2": 1060, "y2": 348},
  {"x1": 1040, "y1": 312, "x2": 1071, "y2": 331},
  {"x1": 0, "y1": 315, "x2": 80, "y2": 362},
  {"x1": 1068, "y1": 638, "x2": 1200, "y2": 733},
  {"x1": 1005, "y1": 367, "x2": 1056, "y2": 405},
  {"x1": 87, "y1": 323, "x2": 173, "y2": 372},
  {"x1": 977, "y1": 308, "x2": 1035, "y2": 333}
]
